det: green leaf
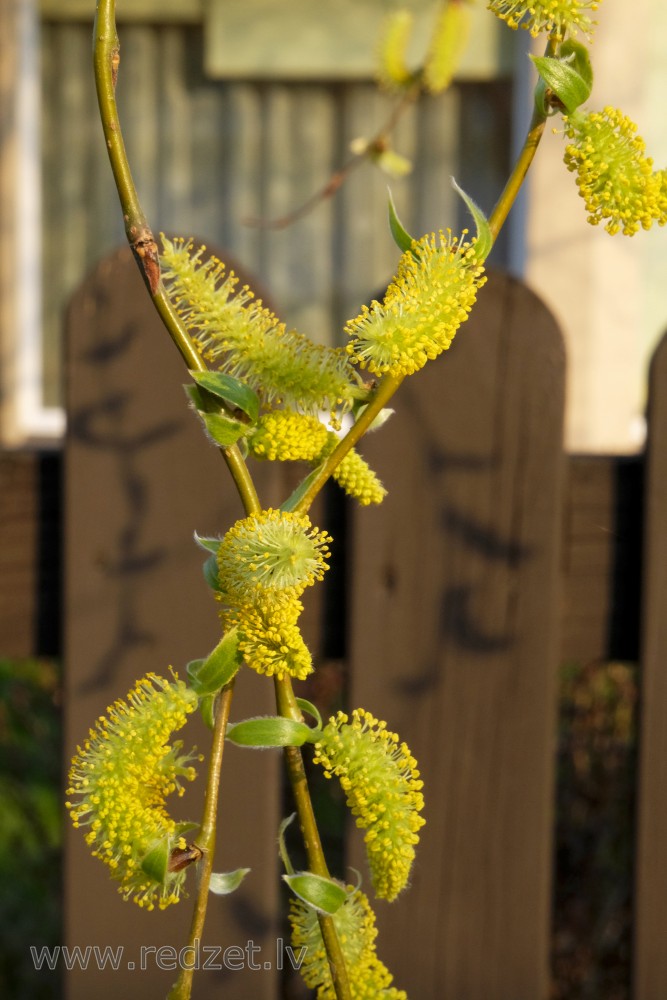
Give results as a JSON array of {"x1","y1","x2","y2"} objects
[
  {"x1": 530, "y1": 53, "x2": 591, "y2": 115},
  {"x1": 199, "y1": 693, "x2": 216, "y2": 730},
  {"x1": 209, "y1": 868, "x2": 251, "y2": 895},
  {"x1": 283, "y1": 872, "x2": 349, "y2": 915},
  {"x1": 280, "y1": 463, "x2": 326, "y2": 513},
  {"x1": 194, "y1": 532, "x2": 220, "y2": 554},
  {"x1": 141, "y1": 839, "x2": 169, "y2": 883},
  {"x1": 190, "y1": 371, "x2": 260, "y2": 424},
  {"x1": 387, "y1": 188, "x2": 416, "y2": 254},
  {"x1": 278, "y1": 813, "x2": 297, "y2": 875},
  {"x1": 559, "y1": 40, "x2": 593, "y2": 93},
  {"x1": 202, "y1": 553, "x2": 221, "y2": 592},
  {"x1": 451, "y1": 178, "x2": 492, "y2": 262},
  {"x1": 296, "y1": 698, "x2": 322, "y2": 731},
  {"x1": 174, "y1": 821, "x2": 200, "y2": 839},
  {"x1": 187, "y1": 630, "x2": 242, "y2": 696},
  {"x1": 226, "y1": 716, "x2": 316, "y2": 748},
  {"x1": 199, "y1": 411, "x2": 247, "y2": 447},
  {"x1": 354, "y1": 404, "x2": 394, "y2": 433}
]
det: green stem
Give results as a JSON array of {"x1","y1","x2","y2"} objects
[
  {"x1": 488, "y1": 105, "x2": 548, "y2": 241},
  {"x1": 274, "y1": 678, "x2": 352, "y2": 1000},
  {"x1": 93, "y1": 0, "x2": 260, "y2": 515},
  {"x1": 167, "y1": 685, "x2": 235, "y2": 1000},
  {"x1": 488, "y1": 37, "x2": 556, "y2": 242},
  {"x1": 294, "y1": 373, "x2": 404, "y2": 514}
]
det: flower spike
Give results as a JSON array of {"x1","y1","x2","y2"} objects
[
  {"x1": 313, "y1": 710, "x2": 425, "y2": 901},
  {"x1": 563, "y1": 107, "x2": 667, "y2": 235},
  {"x1": 289, "y1": 886, "x2": 408, "y2": 998},
  {"x1": 346, "y1": 230, "x2": 486, "y2": 379},
  {"x1": 217, "y1": 509, "x2": 332, "y2": 606},
  {"x1": 247, "y1": 410, "x2": 387, "y2": 506},
  {"x1": 160, "y1": 236, "x2": 364, "y2": 417},
  {"x1": 66, "y1": 674, "x2": 199, "y2": 910},
  {"x1": 487, "y1": 0, "x2": 601, "y2": 40},
  {"x1": 216, "y1": 510, "x2": 332, "y2": 680}
]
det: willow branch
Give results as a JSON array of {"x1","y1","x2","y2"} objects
[
  {"x1": 274, "y1": 676, "x2": 352, "y2": 1000},
  {"x1": 93, "y1": 9, "x2": 263, "y2": 1000},
  {"x1": 488, "y1": 38, "x2": 556, "y2": 240},
  {"x1": 93, "y1": 0, "x2": 260, "y2": 515},
  {"x1": 167, "y1": 685, "x2": 235, "y2": 1000},
  {"x1": 488, "y1": 105, "x2": 548, "y2": 241},
  {"x1": 245, "y1": 83, "x2": 421, "y2": 230}
]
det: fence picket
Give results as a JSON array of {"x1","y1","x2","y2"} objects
[
  {"x1": 348, "y1": 269, "x2": 565, "y2": 999},
  {"x1": 635, "y1": 331, "x2": 667, "y2": 1000}
]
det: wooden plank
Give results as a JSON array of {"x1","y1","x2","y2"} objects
[
  {"x1": 634, "y1": 331, "x2": 667, "y2": 1000},
  {"x1": 561, "y1": 457, "x2": 616, "y2": 665},
  {"x1": 347, "y1": 268, "x2": 565, "y2": 998},
  {"x1": 64, "y1": 247, "x2": 281, "y2": 1000},
  {"x1": 0, "y1": 453, "x2": 39, "y2": 657}
]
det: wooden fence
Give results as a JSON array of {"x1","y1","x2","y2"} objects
[{"x1": 1, "y1": 247, "x2": 666, "y2": 998}]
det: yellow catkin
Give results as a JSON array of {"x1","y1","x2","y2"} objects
[
  {"x1": 563, "y1": 107, "x2": 666, "y2": 236},
  {"x1": 377, "y1": 9, "x2": 415, "y2": 91},
  {"x1": 215, "y1": 510, "x2": 331, "y2": 680},
  {"x1": 248, "y1": 410, "x2": 387, "y2": 506},
  {"x1": 346, "y1": 230, "x2": 486, "y2": 379},
  {"x1": 423, "y1": 2, "x2": 471, "y2": 95},
  {"x1": 289, "y1": 887, "x2": 408, "y2": 999},
  {"x1": 66, "y1": 674, "x2": 198, "y2": 910},
  {"x1": 313, "y1": 710, "x2": 425, "y2": 901},
  {"x1": 487, "y1": 0, "x2": 600, "y2": 40}
]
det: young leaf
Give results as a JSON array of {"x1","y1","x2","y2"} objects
[
  {"x1": 199, "y1": 693, "x2": 216, "y2": 731},
  {"x1": 202, "y1": 553, "x2": 221, "y2": 592},
  {"x1": 199, "y1": 411, "x2": 247, "y2": 448},
  {"x1": 280, "y1": 463, "x2": 326, "y2": 513},
  {"x1": 189, "y1": 370, "x2": 260, "y2": 424},
  {"x1": 278, "y1": 813, "x2": 297, "y2": 875},
  {"x1": 187, "y1": 629, "x2": 242, "y2": 696},
  {"x1": 296, "y1": 698, "x2": 323, "y2": 731},
  {"x1": 209, "y1": 868, "x2": 251, "y2": 895},
  {"x1": 559, "y1": 40, "x2": 593, "y2": 94},
  {"x1": 530, "y1": 54, "x2": 591, "y2": 115},
  {"x1": 387, "y1": 188, "x2": 417, "y2": 254},
  {"x1": 140, "y1": 840, "x2": 169, "y2": 884},
  {"x1": 193, "y1": 532, "x2": 220, "y2": 554},
  {"x1": 226, "y1": 716, "x2": 316, "y2": 748},
  {"x1": 283, "y1": 872, "x2": 349, "y2": 915},
  {"x1": 451, "y1": 178, "x2": 492, "y2": 261}
]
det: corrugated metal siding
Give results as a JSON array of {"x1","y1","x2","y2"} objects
[{"x1": 41, "y1": 21, "x2": 511, "y2": 406}]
